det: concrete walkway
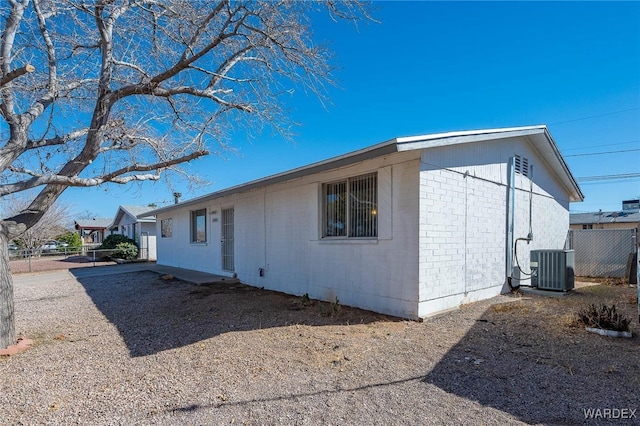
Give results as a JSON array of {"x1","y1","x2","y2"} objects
[
  {"x1": 149, "y1": 264, "x2": 239, "y2": 285},
  {"x1": 14, "y1": 262, "x2": 238, "y2": 286}
]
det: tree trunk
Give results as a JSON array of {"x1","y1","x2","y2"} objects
[{"x1": 0, "y1": 228, "x2": 16, "y2": 349}]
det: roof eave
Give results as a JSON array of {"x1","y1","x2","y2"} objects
[
  {"x1": 396, "y1": 125, "x2": 584, "y2": 203},
  {"x1": 141, "y1": 140, "x2": 401, "y2": 217},
  {"x1": 395, "y1": 125, "x2": 548, "y2": 148},
  {"x1": 143, "y1": 125, "x2": 584, "y2": 216},
  {"x1": 539, "y1": 128, "x2": 584, "y2": 203}
]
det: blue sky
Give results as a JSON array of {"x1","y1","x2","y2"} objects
[{"x1": 58, "y1": 1, "x2": 640, "y2": 219}]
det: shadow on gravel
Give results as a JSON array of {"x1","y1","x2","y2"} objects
[
  {"x1": 423, "y1": 305, "x2": 640, "y2": 425},
  {"x1": 70, "y1": 269, "x2": 396, "y2": 357},
  {"x1": 167, "y1": 374, "x2": 424, "y2": 415}
]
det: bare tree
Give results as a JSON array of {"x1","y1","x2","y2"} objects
[
  {"x1": 0, "y1": 0, "x2": 370, "y2": 348},
  {"x1": 2, "y1": 195, "x2": 70, "y2": 252},
  {"x1": 76, "y1": 209, "x2": 98, "y2": 220}
]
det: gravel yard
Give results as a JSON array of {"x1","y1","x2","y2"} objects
[
  {"x1": 1, "y1": 266, "x2": 638, "y2": 425},
  {"x1": 9, "y1": 255, "x2": 116, "y2": 274}
]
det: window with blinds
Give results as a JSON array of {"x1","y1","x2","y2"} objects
[{"x1": 323, "y1": 172, "x2": 377, "y2": 238}]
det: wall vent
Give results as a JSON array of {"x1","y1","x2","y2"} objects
[
  {"x1": 530, "y1": 250, "x2": 575, "y2": 291},
  {"x1": 514, "y1": 155, "x2": 529, "y2": 177}
]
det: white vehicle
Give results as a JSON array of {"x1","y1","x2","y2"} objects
[{"x1": 41, "y1": 241, "x2": 59, "y2": 251}]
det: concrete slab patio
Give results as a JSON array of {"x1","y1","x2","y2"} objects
[
  {"x1": 64, "y1": 262, "x2": 237, "y2": 285},
  {"x1": 10, "y1": 255, "x2": 237, "y2": 286}
]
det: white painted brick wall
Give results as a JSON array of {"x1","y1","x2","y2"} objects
[
  {"x1": 156, "y1": 136, "x2": 572, "y2": 320},
  {"x1": 157, "y1": 153, "x2": 423, "y2": 319},
  {"x1": 418, "y1": 137, "x2": 571, "y2": 317},
  {"x1": 511, "y1": 189, "x2": 570, "y2": 276}
]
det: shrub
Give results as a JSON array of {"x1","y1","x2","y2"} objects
[
  {"x1": 100, "y1": 234, "x2": 135, "y2": 250},
  {"x1": 113, "y1": 242, "x2": 138, "y2": 260},
  {"x1": 301, "y1": 293, "x2": 313, "y2": 306},
  {"x1": 576, "y1": 303, "x2": 631, "y2": 332},
  {"x1": 332, "y1": 297, "x2": 341, "y2": 315},
  {"x1": 56, "y1": 231, "x2": 82, "y2": 250}
]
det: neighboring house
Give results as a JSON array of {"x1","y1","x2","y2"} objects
[
  {"x1": 570, "y1": 200, "x2": 640, "y2": 232},
  {"x1": 142, "y1": 125, "x2": 583, "y2": 319},
  {"x1": 74, "y1": 218, "x2": 114, "y2": 246},
  {"x1": 110, "y1": 205, "x2": 157, "y2": 260}
]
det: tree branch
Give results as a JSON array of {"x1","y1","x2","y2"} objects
[
  {"x1": 208, "y1": 45, "x2": 253, "y2": 88},
  {"x1": 180, "y1": 1, "x2": 228, "y2": 62},
  {"x1": 0, "y1": 149, "x2": 209, "y2": 196},
  {"x1": 100, "y1": 149, "x2": 209, "y2": 181},
  {"x1": 151, "y1": 86, "x2": 253, "y2": 112},
  {"x1": 22, "y1": 79, "x2": 89, "y2": 126},
  {"x1": 25, "y1": 129, "x2": 89, "y2": 150},
  {"x1": 113, "y1": 59, "x2": 150, "y2": 79},
  {"x1": 0, "y1": 0, "x2": 28, "y2": 121},
  {"x1": 32, "y1": 0, "x2": 57, "y2": 92},
  {"x1": 0, "y1": 64, "x2": 35, "y2": 88}
]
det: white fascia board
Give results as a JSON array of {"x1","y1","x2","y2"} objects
[
  {"x1": 141, "y1": 139, "x2": 400, "y2": 217},
  {"x1": 542, "y1": 128, "x2": 584, "y2": 202},
  {"x1": 141, "y1": 124, "x2": 583, "y2": 218},
  {"x1": 396, "y1": 124, "x2": 583, "y2": 203},
  {"x1": 121, "y1": 206, "x2": 156, "y2": 223},
  {"x1": 395, "y1": 125, "x2": 547, "y2": 151},
  {"x1": 136, "y1": 217, "x2": 156, "y2": 222},
  {"x1": 112, "y1": 208, "x2": 125, "y2": 227},
  {"x1": 528, "y1": 130, "x2": 584, "y2": 202}
]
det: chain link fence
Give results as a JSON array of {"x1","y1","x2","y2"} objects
[
  {"x1": 9, "y1": 237, "x2": 153, "y2": 274},
  {"x1": 8, "y1": 248, "x2": 121, "y2": 274},
  {"x1": 565, "y1": 228, "x2": 637, "y2": 278},
  {"x1": 9, "y1": 241, "x2": 152, "y2": 271}
]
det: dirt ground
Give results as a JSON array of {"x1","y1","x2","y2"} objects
[{"x1": 1, "y1": 268, "x2": 638, "y2": 424}]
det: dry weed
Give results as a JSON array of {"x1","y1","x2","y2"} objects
[{"x1": 490, "y1": 302, "x2": 527, "y2": 314}]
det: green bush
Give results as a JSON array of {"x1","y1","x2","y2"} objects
[
  {"x1": 113, "y1": 242, "x2": 138, "y2": 260},
  {"x1": 100, "y1": 234, "x2": 135, "y2": 250},
  {"x1": 57, "y1": 231, "x2": 82, "y2": 250}
]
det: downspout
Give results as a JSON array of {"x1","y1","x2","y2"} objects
[
  {"x1": 263, "y1": 187, "x2": 267, "y2": 277},
  {"x1": 514, "y1": 164, "x2": 535, "y2": 282},
  {"x1": 508, "y1": 160, "x2": 535, "y2": 289},
  {"x1": 506, "y1": 156, "x2": 516, "y2": 289},
  {"x1": 464, "y1": 170, "x2": 469, "y2": 295}
]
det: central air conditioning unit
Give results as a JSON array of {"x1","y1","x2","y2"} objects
[{"x1": 530, "y1": 249, "x2": 575, "y2": 291}]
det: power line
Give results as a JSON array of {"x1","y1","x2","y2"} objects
[
  {"x1": 576, "y1": 173, "x2": 640, "y2": 182},
  {"x1": 549, "y1": 107, "x2": 640, "y2": 126},
  {"x1": 562, "y1": 140, "x2": 640, "y2": 152},
  {"x1": 565, "y1": 148, "x2": 640, "y2": 157},
  {"x1": 578, "y1": 180, "x2": 640, "y2": 186}
]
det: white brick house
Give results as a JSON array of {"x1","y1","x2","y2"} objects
[{"x1": 143, "y1": 126, "x2": 583, "y2": 319}]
